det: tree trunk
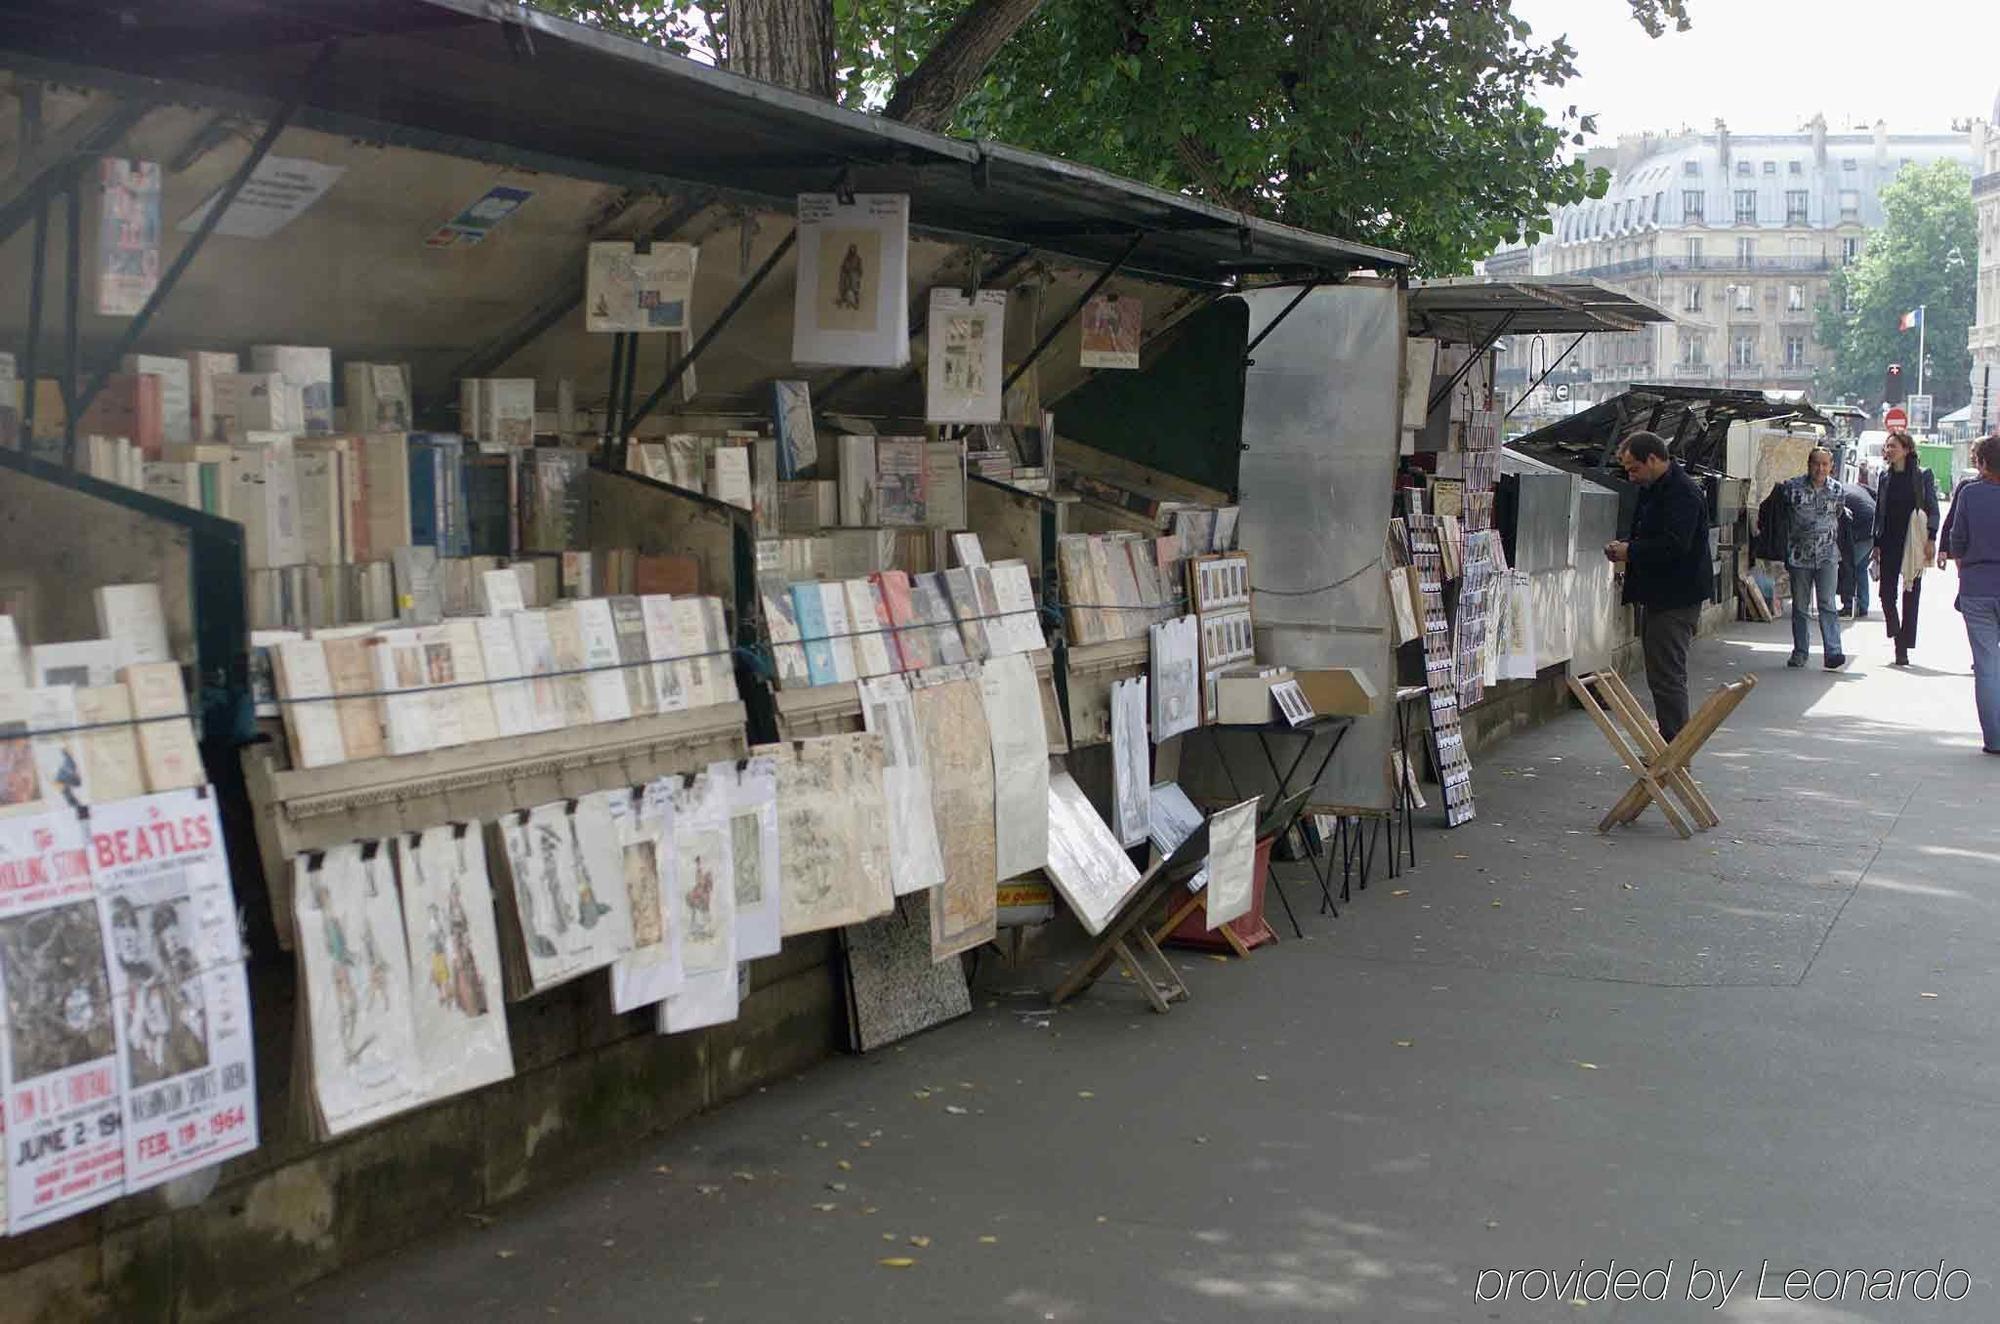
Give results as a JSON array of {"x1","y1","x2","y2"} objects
[
  {"x1": 881, "y1": 0, "x2": 1046, "y2": 130},
  {"x1": 729, "y1": 0, "x2": 835, "y2": 98}
]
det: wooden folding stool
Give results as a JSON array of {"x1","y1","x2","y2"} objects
[{"x1": 1567, "y1": 670, "x2": 1756, "y2": 839}]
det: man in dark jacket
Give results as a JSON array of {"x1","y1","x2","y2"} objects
[
  {"x1": 1604, "y1": 431, "x2": 1711, "y2": 741},
  {"x1": 1837, "y1": 480, "x2": 1877, "y2": 619}
]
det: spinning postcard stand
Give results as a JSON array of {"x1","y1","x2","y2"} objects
[
  {"x1": 1567, "y1": 671, "x2": 1756, "y2": 839},
  {"x1": 1051, "y1": 821, "x2": 1212, "y2": 1014}
]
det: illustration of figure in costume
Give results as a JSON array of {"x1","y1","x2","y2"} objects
[
  {"x1": 361, "y1": 924, "x2": 392, "y2": 1016},
  {"x1": 536, "y1": 825, "x2": 573, "y2": 935},
  {"x1": 424, "y1": 904, "x2": 452, "y2": 1007},
  {"x1": 314, "y1": 881, "x2": 361, "y2": 1051},
  {"x1": 446, "y1": 881, "x2": 488, "y2": 1016},
  {"x1": 836, "y1": 244, "x2": 864, "y2": 311},
  {"x1": 687, "y1": 855, "x2": 716, "y2": 942},
  {"x1": 513, "y1": 835, "x2": 558, "y2": 958},
  {"x1": 569, "y1": 830, "x2": 613, "y2": 929}
]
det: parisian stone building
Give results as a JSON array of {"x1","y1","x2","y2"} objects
[
  {"x1": 1971, "y1": 94, "x2": 2000, "y2": 433},
  {"x1": 1483, "y1": 118, "x2": 1975, "y2": 414}
]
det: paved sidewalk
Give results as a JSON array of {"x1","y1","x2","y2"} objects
[{"x1": 272, "y1": 576, "x2": 1998, "y2": 1323}]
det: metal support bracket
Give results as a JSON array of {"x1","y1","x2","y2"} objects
[
  {"x1": 70, "y1": 43, "x2": 339, "y2": 436},
  {"x1": 1426, "y1": 310, "x2": 1515, "y2": 417},
  {"x1": 1003, "y1": 230, "x2": 1145, "y2": 393},
  {"x1": 623, "y1": 226, "x2": 798, "y2": 437},
  {"x1": 1242, "y1": 278, "x2": 1321, "y2": 363}
]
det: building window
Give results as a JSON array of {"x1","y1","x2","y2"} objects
[
  {"x1": 1839, "y1": 190, "x2": 1859, "y2": 219},
  {"x1": 1786, "y1": 190, "x2": 1809, "y2": 224},
  {"x1": 1684, "y1": 282, "x2": 1704, "y2": 312},
  {"x1": 1733, "y1": 284, "x2": 1754, "y2": 312},
  {"x1": 1680, "y1": 332, "x2": 1707, "y2": 366},
  {"x1": 1736, "y1": 159, "x2": 1753, "y2": 176},
  {"x1": 1684, "y1": 160, "x2": 1701, "y2": 177},
  {"x1": 1763, "y1": 161, "x2": 1777, "y2": 175},
  {"x1": 1785, "y1": 336, "x2": 1808, "y2": 368},
  {"x1": 1789, "y1": 160, "x2": 1803, "y2": 175},
  {"x1": 1842, "y1": 286, "x2": 1857, "y2": 314},
  {"x1": 1786, "y1": 283, "x2": 1804, "y2": 312},
  {"x1": 1653, "y1": 193, "x2": 1663, "y2": 222},
  {"x1": 1687, "y1": 237, "x2": 1704, "y2": 261},
  {"x1": 1683, "y1": 190, "x2": 1706, "y2": 222},
  {"x1": 1842, "y1": 236, "x2": 1861, "y2": 264},
  {"x1": 1734, "y1": 189, "x2": 1757, "y2": 224},
  {"x1": 1737, "y1": 237, "x2": 1756, "y2": 263},
  {"x1": 1842, "y1": 158, "x2": 1857, "y2": 172},
  {"x1": 1733, "y1": 334, "x2": 1757, "y2": 368}
]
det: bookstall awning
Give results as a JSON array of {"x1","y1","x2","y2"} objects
[
  {"x1": 0, "y1": 0, "x2": 1408, "y2": 288},
  {"x1": 1408, "y1": 278, "x2": 1674, "y2": 341},
  {"x1": 1508, "y1": 384, "x2": 1833, "y2": 482}
]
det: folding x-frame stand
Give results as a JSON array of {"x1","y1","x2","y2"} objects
[
  {"x1": 1052, "y1": 823, "x2": 1211, "y2": 1014},
  {"x1": 1567, "y1": 670, "x2": 1757, "y2": 838}
]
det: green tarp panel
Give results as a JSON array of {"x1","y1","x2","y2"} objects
[
  {"x1": 1053, "y1": 299, "x2": 1248, "y2": 496},
  {"x1": 1918, "y1": 443, "x2": 1957, "y2": 497}
]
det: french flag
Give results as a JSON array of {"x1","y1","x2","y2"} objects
[{"x1": 1898, "y1": 308, "x2": 1923, "y2": 332}]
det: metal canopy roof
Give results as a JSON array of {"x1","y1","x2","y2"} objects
[
  {"x1": 1509, "y1": 383, "x2": 1832, "y2": 484},
  {"x1": 0, "y1": 0, "x2": 1408, "y2": 287},
  {"x1": 1408, "y1": 277, "x2": 1674, "y2": 340}
]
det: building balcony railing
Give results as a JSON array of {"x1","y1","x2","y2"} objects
[
  {"x1": 1773, "y1": 364, "x2": 1817, "y2": 380},
  {"x1": 1673, "y1": 363, "x2": 1713, "y2": 379},
  {"x1": 1564, "y1": 253, "x2": 1836, "y2": 281},
  {"x1": 1974, "y1": 170, "x2": 2000, "y2": 199}
]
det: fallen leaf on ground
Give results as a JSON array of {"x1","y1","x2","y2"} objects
[
  {"x1": 1392, "y1": 889, "x2": 1411, "y2": 897},
  {"x1": 945, "y1": 1105, "x2": 969, "y2": 1115},
  {"x1": 837, "y1": 1160, "x2": 853, "y2": 1171},
  {"x1": 909, "y1": 1236, "x2": 931, "y2": 1248},
  {"x1": 813, "y1": 1203, "x2": 838, "y2": 1213},
  {"x1": 1575, "y1": 1061, "x2": 1599, "y2": 1070},
  {"x1": 1078, "y1": 1090, "x2": 1095, "y2": 1099},
  {"x1": 878, "y1": 1258, "x2": 917, "y2": 1269},
  {"x1": 1920, "y1": 992, "x2": 1940, "y2": 999},
  {"x1": 1394, "y1": 1040, "x2": 1414, "y2": 1048},
  {"x1": 979, "y1": 1236, "x2": 999, "y2": 1245},
  {"x1": 497, "y1": 1250, "x2": 517, "y2": 1259},
  {"x1": 827, "y1": 1182, "x2": 848, "y2": 1192},
  {"x1": 732, "y1": 1171, "x2": 755, "y2": 1182}
]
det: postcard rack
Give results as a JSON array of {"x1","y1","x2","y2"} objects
[{"x1": 244, "y1": 702, "x2": 748, "y2": 946}]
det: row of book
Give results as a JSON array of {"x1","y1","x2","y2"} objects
[
  {"x1": 269, "y1": 592, "x2": 738, "y2": 770},
  {"x1": 1, "y1": 660, "x2": 204, "y2": 815},
  {"x1": 1056, "y1": 532, "x2": 1187, "y2": 646},
  {"x1": 761, "y1": 559, "x2": 1044, "y2": 690}
]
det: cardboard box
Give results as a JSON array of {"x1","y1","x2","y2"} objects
[
  {"x1": 1295, "y1": 666, "x2": 1379, "y2": 717},
  {"x1": 1214, "y1": 666, "x2": 1292, "y2": 725}
]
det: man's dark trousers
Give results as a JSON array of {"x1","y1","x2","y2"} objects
[{"x1": 1641, "y1": 604, "x2": 1701, "y2": 742}]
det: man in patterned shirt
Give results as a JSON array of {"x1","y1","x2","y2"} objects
[{"x1": 1780, "y1": 447, "x2": 1849, "y2": 670}]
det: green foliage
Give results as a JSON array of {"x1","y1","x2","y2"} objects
[
  {"x1": 1816, "y1": 160, "x2": 1978, "y2": 414},
  {"x1": 535, "y1": 0, "x2": 726, "y2": 57},
  {"x1": 535, "y1": 0, "x2": 1690, "y2": 275}
]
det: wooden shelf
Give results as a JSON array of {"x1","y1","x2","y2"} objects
[{"x1": 246, "y1": 703, "x2": 749, "y2": 947}]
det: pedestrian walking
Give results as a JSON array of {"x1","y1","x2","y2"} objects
[
  {"x1": 1838, "y1": 477, "x2": 1876, "y2": 619},
  {"x1": 1941, "y1": 433, "x2": 2000, "y2": 754},
  {"x1": 1770, "y1": 447, "x2": 1849, "y2": 670},
  {"x1": 1603, "y1": 431, "x2": 1710, "y2": 741},
  {"x1": 1870, "y1": 430, "x2": 1939, "y2": 667}
]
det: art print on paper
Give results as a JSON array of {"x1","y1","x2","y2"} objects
[
  {"x1": 586, "y1": 241, "x2": 695, "y2": 334},
  {"x1": 97, "y1": 158, "x2": 161, "y2": 317},
  {"x1": 859, "y1": 675, "x2": 947, "y2": 900},
  {"x1": 775, "y1": 735, "x2": 894, "y2": 937},
  {"x1": 912, "y1": 676, "x2": 998, "y2": 960},
  {"x1": 2, "y1": 900, "x2": 116, "y2": 1082},
  {"x1": 1150, "y1": 614, "x2": 1200, "y2": 741},
  {"x1": 294, "y1": 845, "x2": 420, "y2": 1137},
  {"x1": 720, "y1": 756, "x2": 784, "y2": 961},
  {"x1": 1110, "y1": 676, "x2": 1151, "y2": 847},
  {"x1": 397, "y1": 828, "x2": 511, "y2": 1099},
  {"x1": 609, "y1": 784, "x2": 683, "y2": 1014},
  {"x1": 817, "y1": 229, "x2": 882, "y2": 333},
  {"x1": 978, "y1": 655, "x2": 1049, "y2": 881},
  {"x1": 1043, "y1": 770, "x2": 1141, "y2": 937},
  {"x1": 941, "y1": 312, "x2": 986, "y2": 396},
  {"x1": 1204, "y1": 799, "x2": 1259, "y2": 930},
  {"x1": 1079, "y1": 294, "x2": 1141, "y2": 369}
]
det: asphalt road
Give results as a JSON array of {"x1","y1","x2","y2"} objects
[{"x1": 270, "y1": 573, "x2": 1998, "y2": 1323}]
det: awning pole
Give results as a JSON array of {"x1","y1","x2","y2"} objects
[
  {"x1": 623, "y1": 226, "x2": 798, "y2": 436},
  {"x1": 1504, "y1": 332, "x2": 1588, "y2": 420},
  {"x1": 1003, "y1": 230, "x2": 1146, "y2": 392},
  {"x1": 1427, "y1": 311, "x2": 1515, "y2": 417}
]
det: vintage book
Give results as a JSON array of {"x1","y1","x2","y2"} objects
[
  {"x1": 320, "y1": 634, "x2": 387, "y2": 760},
  {"x1": 77, "y1": 372, "x2": 164, "y2": 458},
  {"x1": 701, "y1": 598, "x2": 738, "y2": 705},
  {"x1": 943, "y1": 567, "x2": 990, "y2": 661},
  {"x1": 509, "y1": 609, "x2": 571, "y2": 730},
  {"x1": 93, "y1": 583, "x2": 171, "y2": 669},
  {"x1": 910, "y1": 571, "x2": 969, "y2": 667},
  {"x1": 273, "y1": 638, "x2": 347, "y2": 768},
  {"x1": 560, "y1": 550, "x2": 593, "y2": 599},
  {"x1": 510, "y1": 560, "x2": 540, "y2": 609},
  {"x1": 211, "y1": 371, "x2": 302, "y2": 440},
  {"x1": 990, "y1": 559, "x2": 1044, "y2": 654},
  {"x1": 122, "y1": 661, "x2": 203, "y2": 790},
  {"x1": 343, "y1": 362, "x2": 412, "y2": 433},
  {"x1": 0, "y1": 616, "x2": 23, "y2": 692},
  {"x1": 32, "y1": 639, "x2": 120, "y2": 688},
  {"x1": 366, "y1": 629, "x2": 437, "y2": 755},
  {"x1": 391, "y1": 545, "x2": 443, "y2": 624},
  {"x1": 640, "y1": 595, "x2": 691, "y2": 711},
  {"x1": 464, "y1": 448, "x2": 518, "y2": 557},
  {"x1": 520, "y1": 447, "x2": 590, "y2": 552},
  {"x1": 751, "y1": 437, "x2": 781, "y2": 536},
  {"x1": 355, "y1": 432, "x2": 413, "y2": 561},
  {"x1": 710, "y1": 444, "x2": 753, "y2": 512},
  {"x1": 837, "y1": 433, "x2": 877, "y2": 527},
  {"x1": 778, "y1": 480, "x2": 836, "y2": 533},
  {"x1": 351, "y1": 560, "x2": 396, "y2": 621},
  {"x1": 473, "y1": 615, "x2": 539, "y2": 738},
  {"x1": 815, "y1": 581, "x2": 859, "y2": 683},
  {"x1": 758, "y1": 584, "x2": 810, "y2": 689},
  {"x1": 790, "y1": 582, "x2": 837, "y2": 687},
  {"x1": 628, "y1": 441, "x2": 670, "y2": 484},
  {"x1": 407, "y1": 433, "x2": 469, "y2": 558},
  {"x1": 182, "y1": 350, "x2": 239, "y2": 445},
  {"x1": 460, "y1": 378, "x2": 537, "y2": 448},
  {"x1": 634, "y1": 553, "x2": 700, "y2": 597},
  {"x1": 480, "y1": 568, "x2": 526, "y2": 615},
  {"x1": 843, "y1": 579, "x2": 896, "y2": 678},
  {"x1": 142, "y1": 459, "x2": 203, "y2": 512},
  {"x1": 409, "y1": 624, "x2": 465, "y2": 749},
  {"x1": 25, "y1": 686, "x2": 85, "y2": 810},
  {"x1": 923, "y1": 440, "x2": 965, "y2": 529},
  {"x1": 247, "y1": 628, "x2": 297, "y2": 717},
  {"x1": 441, "y1": 619, "x2": 499, "y2": 745},
  {"x1": 72, "y1": 683, "x2": 143, "y2": 804},
  {"x1": 872, "y1": 570, "x2": 925, "y2": 672},
  {"x1": 924, "y1": 288, "x2": 1007, "y2": 425},
  {"x1": 771, "y1": 380, "x2": 818, "y2": 478},
  {"x1": 669, "y1": 597, "x2": 718, "y2": 707},
  {"x1": 250, "y1": 344, "x2": 333, "y2": 434},
  {"x1": 585, "y1": 240, "x2": 695, "y2": 333},
  {"x1": 791, "y1": 193, "x2": 911, "y2": 369},
  {"x1": 305, "y1": 435, "x2": 368, "y2": 559},
  {"x1": 874, "y1": 436, "x2": 927, "y2": 526},
  {"x1": 121, "y1": 354, "x2": 192, "y2": 447},
  {"x1": 951, "y1": 532, "x2": 987, "y2": 567},
  {"x1": 663, "y1": 434, "x2": 706, "y2": 492},
  {"x1": 569, "y1": 600, "x2": 630, "y2": 723},
  {"x1": 293, "y1": 441, "x2": 349, "y2": 565},
  {"x1": 226, "y1": 437, "x2": 303, "y2": 569},
  {"x1": 609, "y1": 596, "x2": 658, "y2": 716}
]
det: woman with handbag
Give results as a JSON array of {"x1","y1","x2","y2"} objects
[{"x1": 1871, "y1": 431, "x2": 1940, "y2": 667}]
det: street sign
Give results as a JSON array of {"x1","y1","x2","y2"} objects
[
  {"x1": 1884, "y1": 406, "x2": 1908, "y2": 432},
  {"x1": 1907, "y1": 394, "x2": 1933, "y2": 432}
]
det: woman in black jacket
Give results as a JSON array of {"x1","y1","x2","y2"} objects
[{"x1": 1871, "y1": 431, "x2": 1941, "y2": 666}]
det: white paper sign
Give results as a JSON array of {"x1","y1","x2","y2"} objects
[
  {"x1": 1205, "y1": 799, "x2": 1259, "y2": 929},
  {"x1": 179, "y1": 156, "x2": 346, "y2": 239},
  {"x1": 586, "y1": 241, "x2": 696, "y2": 334},
  {"x1": 1111, "y1": 676, "x2": 1151, "y2": 847}
]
